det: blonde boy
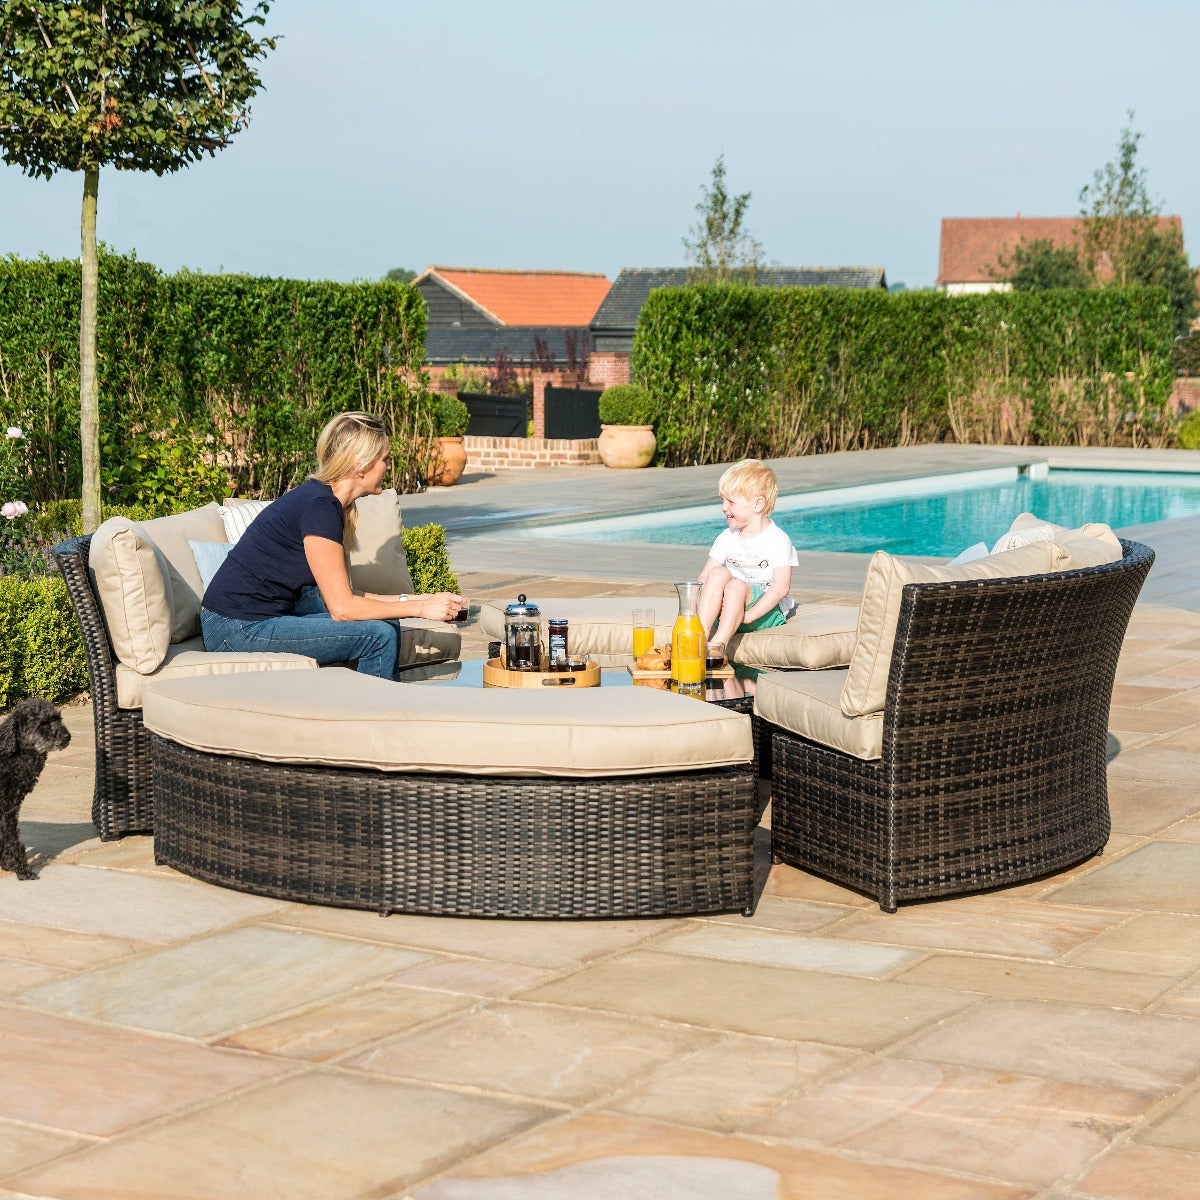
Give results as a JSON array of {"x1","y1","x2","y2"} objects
[{"x1": 698, "y1": 459, "x2": 797, "y2": 656}]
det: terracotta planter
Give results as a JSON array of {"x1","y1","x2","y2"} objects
[
  {"x1": 597, "y1": 424, "x2": 655, "y2": 469},
  {"x1": 426, "y1": 436, "x2": 467, "y2": 486}
]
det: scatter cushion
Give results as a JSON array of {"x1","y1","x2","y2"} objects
[
  {"x1": 756, "y1": 668, "x2": 883, "y2": 761},
  {"x1": 349, "y1": 489, "x2": 414, "y2": 597},
  {"x1": 88, "y1": 518, "x2": 175, "y2": 674},
  {"x1": 730, "y1": 604, "x2": 860, "y2": 670},
  {"x1": 945, "y1": 542, "x2": 991, "y2": 565},
  {"x1": 135, "y1": 504, "x2": 227, "y2": 640},
  {"x1": 841, "y1": 540, "x2": 1063, "y2": 718},
  {"x1": 188, "y1": 540, "x2": 232, "y2": 591},
  {"x1": 117, "y1": 638, "x2": 318, "y2": 709},
  {"x1": 143, "y1": 668, "x2": 754, "y2": 777},
  {"x1": 994, "y1": 512, "x2": 1122, "y2": 557},
  {"x1": 218, "y1": 499, "x2": 271, "y2": 544}
]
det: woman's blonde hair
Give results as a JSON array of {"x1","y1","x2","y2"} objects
[
  {"x1": 718, "y1": 458, "x2": 778, "y2": 515},
  {"x1": 311, "y1": 411, "x2": 390, "y2": 546}
]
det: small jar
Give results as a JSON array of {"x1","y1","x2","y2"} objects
[{"x1": 547, "y1": 618, "x2": 569, "y2": 671}]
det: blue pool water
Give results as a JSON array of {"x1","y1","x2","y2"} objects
[{"x1": 531, "y1": 469, "x2": 1200, "y2": 557}]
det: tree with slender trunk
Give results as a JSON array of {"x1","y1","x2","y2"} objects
[
  {"x1": 682, "y1": 154, "x2": 763, "y2": 284},
  {"x1": 0, "y1": 2, "x2": 275, "y2": 531}
]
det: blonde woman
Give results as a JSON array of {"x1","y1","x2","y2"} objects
[{"x1": 201, "y1": 412, "x2": 462, "y2": 679}]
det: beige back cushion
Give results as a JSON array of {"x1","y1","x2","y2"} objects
[
  {"x1": 840, "y1": 540, "x2": 1064, "y2": 718},
  {"x1": 136, "y1": 504, "x2": 227, "y2": 639},
  {"x1": 349, "y1": 489, "x2": 414, "y2": 596},
  {"x1": 995, "y1": 512, "x2": 1123, "y2": 557},
  {"x1": 88, "y1": 518, "x2": 176, "y2": 674},
  {"x1": 143, "y1": 668, "x2": 753, "y2": 777}
]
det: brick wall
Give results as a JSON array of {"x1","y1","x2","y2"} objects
[
  {"x1": 1172, "y1": 377, "x2": 1200, "y2": 413},
  {"x1": 586, "y1": 351, "x2": 632, "y2": 388},
  {"x1": 465, "y1": 435, "x2": 601, "y2": 471}
]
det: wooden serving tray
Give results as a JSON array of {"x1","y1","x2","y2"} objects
[
  {"x1": 627, "y1": 658, "x2": 735, "y2": 679},
  {"x1": 483, "y1": 657, "x2": 601, "y2": 689}
]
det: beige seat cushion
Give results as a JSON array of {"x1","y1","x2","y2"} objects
[
  {"x1": 841, "y1": 540, "x2": 1064, "y2": 718},
  {"x1": 116, "y1": 638, "x2": 318, "y2": 708},
  {"x1": 730, "y1": 604, "x2": 859, "y2": 669},
  {"x1": 88, "y1": 518, "x2": 176, "y2": 674},
  {"x1": 756, "y1": 669, "x2": 883, "y2": 761},
  {"x1": 143, "y1": 669, "x2": 753, "y2": 777}
]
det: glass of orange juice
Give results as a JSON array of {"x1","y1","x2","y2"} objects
[{"x1": 632, "y1": 608, "x2": 655, "y2": 658}]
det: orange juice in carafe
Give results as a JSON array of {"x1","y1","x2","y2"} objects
[{"x1": 671, "y1": 582, "x2": 706, "y2": 686}]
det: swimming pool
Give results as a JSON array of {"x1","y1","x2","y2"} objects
[{"x1": 526, "y1": 468, "x2": 1200, "y2": 557}]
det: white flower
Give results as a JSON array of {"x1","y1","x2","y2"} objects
[
  {"x1": 1, "y1": 500, "x2": 28, "y2": 519},
  {"x1": 5, "y1": 426, "x2": 21, "y2": 439}
]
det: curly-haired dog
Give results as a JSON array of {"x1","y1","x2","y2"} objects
[{"x1": 0, "y1": 698, "x2": 71, "y2": 880}]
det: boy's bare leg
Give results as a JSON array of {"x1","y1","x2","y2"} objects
[
  {"x1": 710, "y1": 577, "x2": 751, "y2": 650},
  {"x1": 698, "y1": 566, "x2": 733, "y2": 633}
]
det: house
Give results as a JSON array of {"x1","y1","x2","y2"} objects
[
  {"x1": 587, "y1": 266, "x2": 889, "y2": 385},
  {"x1": 413, "y1": 266, "x2": 611, "y2": 330},
  {"x1": 937, "y1": 214, "x2": 1185, "y2": 294}
]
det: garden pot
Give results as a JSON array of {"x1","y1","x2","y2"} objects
[
  {"x1": 427, "y1": 436, "x2": 467, "y2": 486},
  {"x1": 597, "y1": 424, "x2": 655, "y2": 469}
]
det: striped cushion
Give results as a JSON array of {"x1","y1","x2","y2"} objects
[{"x1": 218, "y1": 499, "x2": 271, "y2": 544}]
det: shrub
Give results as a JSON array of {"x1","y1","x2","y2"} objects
[
  {"x1": 633, "y1": 284, "x2": 1175, "y2": 465},
  {"x1": 0, "y1": 575, "x2": 88, "y2": 707},
  {"x1": 403, "y1": 523, "x2": 459, "y2": 594},
  {"x1": 1172, "y1": 331, "x2": 1200, "y2": 377},
  {"x1": 1177, "y1": 410, "x2": 1200, "y2": 450},
  {"x1": 599, "y1": 383, "x2": 657, "y2": 426},
  {"x1": 433, "y1": 394, "x2": 470, "y2": 437}
]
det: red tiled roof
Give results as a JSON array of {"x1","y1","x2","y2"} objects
[
  {"x1": 418, "y1": 267, "x2": 611, "y2": 326},
  {"x1": 937, "y1": 215, "x2": 1184, "y2": 284}
]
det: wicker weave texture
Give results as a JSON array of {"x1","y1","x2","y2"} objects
[
  {"x1": 151, "y1": 737, "x2": 759, "y2": 918},
  {"x1": 53, "y1": 536, "x2": 156, "y2": 840},
  {"x1": 770, "y1": 540, "x2": 1154, "y2": 911}
]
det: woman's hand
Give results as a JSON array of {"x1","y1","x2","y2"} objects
[{"x1": 418, "y1": 592, "x2": 463, "y2": 621}]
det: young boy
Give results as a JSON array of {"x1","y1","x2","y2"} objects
[{"x1": 698, "y1": 459, "x2": 798, "y2": 659}]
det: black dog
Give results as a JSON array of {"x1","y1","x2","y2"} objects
[{"x1": 0, "y1": 698, "x2": 71, "y2": 880}]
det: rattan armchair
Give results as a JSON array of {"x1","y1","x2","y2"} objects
[{"x1": 768, "y1": 539, "x2": 1154, "y2": 911}]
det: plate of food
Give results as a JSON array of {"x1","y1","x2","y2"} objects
[{"x1": 628, "y1": 644, "x2": 735, "y2": 679}]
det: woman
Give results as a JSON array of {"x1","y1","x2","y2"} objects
[{"x1": 200, "y1": 411, "x2": 462, "y2": 679}]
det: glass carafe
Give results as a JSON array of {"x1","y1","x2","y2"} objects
[{"x1": 671, "y1": 582, "x2": 706, "y2": 687}]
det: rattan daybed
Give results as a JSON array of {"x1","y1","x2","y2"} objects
[
  {"x1": 142, "y1": 669, "x2": 758, "y2": 919},
  {"x1": 759, "y1": 537, "x2": 1154, "y2": 911}
]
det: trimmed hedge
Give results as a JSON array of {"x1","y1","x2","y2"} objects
[
  {"x1": 632, "y1": 285, "x2": 1177, "y2": 464},
  {"x1": 0, "y1": 252, "x2": 434, "y2": 506},
  {"x1": 0, "y1": 575, "x2": 88, "y2": 707}
]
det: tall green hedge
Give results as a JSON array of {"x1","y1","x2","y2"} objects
[
  {"x1": 0, "y1": 252, "x2": 433, "y2": 506},
  {"x1": 632, "y1": 285, "x2": 1176, "y2": 465},
  {"x1": 0, "y1": 576, "x2": 88, "y2": 707}
]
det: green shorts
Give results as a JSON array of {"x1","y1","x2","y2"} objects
[{"x1": 738, "y1": 585, "x2": 787, "y2": 633}]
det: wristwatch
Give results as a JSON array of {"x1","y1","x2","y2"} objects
[{"x1": 397, "y1": 593, "x2": 409, "y2": 603}]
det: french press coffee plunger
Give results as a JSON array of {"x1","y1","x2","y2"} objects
[{"x1": 503, "y1": 594, "x2": 542, "y2": 671}]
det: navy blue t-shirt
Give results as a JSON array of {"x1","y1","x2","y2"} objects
[{"x1": 203, "y1": 480, "x2": 345, "y2": 620}]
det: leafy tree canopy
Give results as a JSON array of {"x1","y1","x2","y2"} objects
[
  {"x1": 682, "y1": 154, "x2": 763, "y2": 283},
  {"x1": 0, "y1": 1, "x2": 276, "y2": 179},
  {"x1": 989, "y1": 238, "x2": 1090, "y2": 291},
  {"x1": 385, "y1": 267, "x2": 416, "y2": 284}
]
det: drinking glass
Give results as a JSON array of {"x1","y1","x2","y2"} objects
[{"x1": 632, "y1": 608, "x2": 655, "y2": 658}]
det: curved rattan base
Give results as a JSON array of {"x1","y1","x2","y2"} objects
[{"x1": 151, "y1": 736, "x2": 759, "y2": 919}]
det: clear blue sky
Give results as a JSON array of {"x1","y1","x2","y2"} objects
[{"x1": 2, "y1": 0, "x2": 1196, "y2": 289}]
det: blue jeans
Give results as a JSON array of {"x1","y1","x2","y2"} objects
[{"x1": 200, "y1": 588, "x2": 405, "y2": 680}]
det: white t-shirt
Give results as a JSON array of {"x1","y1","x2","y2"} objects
[{"x1": 708, "y1": 521, "x2": 799, "y2": 592}]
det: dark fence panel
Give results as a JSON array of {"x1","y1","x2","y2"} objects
[
  {"x1": 459, "y1": 391, "x2": 526, "y2": 437},
  {"x1": 544, "y1": 385, "x2": 602, "y2": 439}
]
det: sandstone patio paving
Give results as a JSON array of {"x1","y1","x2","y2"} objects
[
  {"x1": 754, "y1": 1057, "x2": 1150, "y2": 1187},
  {"x1": 902, "y1": 998, "x2": 1200, "y2": 1092},
  {"x1": 5, "y1": 461, "x2": 1200, "y2": 1198},
  {"x1": 7, "y1": 1072, "x2": 553, "y2": 1200},
  {"x1": 521, "y1": 949, "x2": 972, "y2": 1047},
  {"x1": 14, "y1": 924, "x2": 432, "y2": 1038},
  {"x1": 407, "y1": 1111, "x2": 1031, "y2": 1200}
]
